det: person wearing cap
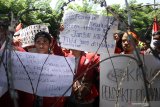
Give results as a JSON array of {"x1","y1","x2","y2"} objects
[{"x1": 121, "y1": 31, "x2": 139, "y2": 54}]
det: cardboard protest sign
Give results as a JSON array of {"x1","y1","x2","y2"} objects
[
  {"x1": 20, "y1": 24, "x2": 49, "y2": 47},
  {"x1": 0, "y1": 51, "x2": 75, "y2": 97},
  {"x1": 59, "y1": 10, "x2": 118, "y2": 54},
  {"x1": 100, "y1": 54, "x2": 160, "y2": 107}
]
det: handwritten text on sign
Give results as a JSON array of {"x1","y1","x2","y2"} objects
[
  {"x1": 59, "y1": 10, "x2": 118, "y2": 53},
  {"x1": 0, "y1": 51, "x2": 75, "y2": 97},
  {"x1": 20, "y1": 24, "x2": 49, "y2": 47},
  {"x1": 100, "y1": 54, "x2": 160, "y2": 107}
]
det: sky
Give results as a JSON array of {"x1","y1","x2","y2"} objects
[{"x1": 50, "y1": 0, "x2": 158, "y2": 9}]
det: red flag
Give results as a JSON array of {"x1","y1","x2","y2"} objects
[
  {"x1": 152, "y1": 17, "x2": 160, "y2": 34},
  {"x1": 151, "y1": 17, "x2": 160, "y2": 48}
]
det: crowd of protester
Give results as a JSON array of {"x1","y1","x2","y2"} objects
[
  {"x1": 0, "y1": 23, "x2": 100, "y2": 107},
  {"x1": 0, "y1": 20, "x2": 160, "y2": 107},
  {"x1": 113, "y1": 30, "x2": 160, "y2": 55}
]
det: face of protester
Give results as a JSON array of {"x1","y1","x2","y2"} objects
[
  {"x1": 113, "y1": 33, "x2": 120, "y2": 42},
  {"x1": 35, "y1": 36, "x2": 51, "y2": 54},
  {"x1": 122, "y1": 33, "x2": 134, "y2": 54}
]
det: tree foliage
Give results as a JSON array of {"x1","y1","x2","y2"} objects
[
  {"x1": 0, "y1": 0, "x2": 61, "y2": 37},
  {"x1": 67, "y1": 0, "x2": 96, "y2": 14}
]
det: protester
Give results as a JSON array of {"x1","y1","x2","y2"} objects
[
  {"x1": 113, "y1": 32, "x2": 124, "y2": 53},
  {"x1": 145, "y1": 31, "x2": 160, "y2": 55},
  {"x1": 0, "y1": 31, "x2": 67, "y2": 107},
  {"x1": 121, "y1": 31, "x2": 139, "y2": 54},
  {"x1": 27, "y1": 31, "x2": 66, "y2": 107},
  {"x1": 15, "y1": 31, "x2": 67, "y2": 107},
  {"x1": 16, "y1": 31, "x2": 67, "y2": 107},
  {"x1": 65, "y1": 49, "x2": 99, "y2": 107}
]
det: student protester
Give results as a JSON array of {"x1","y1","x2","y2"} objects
[
  {"x1": 13, "y1": 31, "x2": 67, "y2": 107},
  {"x1": 16, "y1": 31, "x2": 65, "y2": 107},
  {"x1": 145, "y1": 31, "x2": 160, "y2": 55},
  {"x1": 19, "y1": 31, "x2": 66, "y2": 107},
  {"x1": 65, "y1": 49, "x2": 99, "y2": 107},
  {"x1": 0, "y1": 31, "x2": 67, "y2": 107},
  {"x1": 113, "y1": 31, "x2": 124, "y2": 54},
  {"x1": 121, "y1": 31, "x2": 148, "y2": 54},
  {"x1": 121, "y1": 31, "x2": 139, "y2": 54}
]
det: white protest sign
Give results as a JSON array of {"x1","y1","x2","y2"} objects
[
  {"x1": 0, "y1": 51, "x2": 75, "y2": 97},
  {"x1": 59, "y1": 10, "x2": 118, "y2": 54},
  {"x1": 100, "y1": 54, "x2": 160, "y2": 107},
  {"x1": 20, "y1": 24, "x2": 49, "y2": 47}
]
